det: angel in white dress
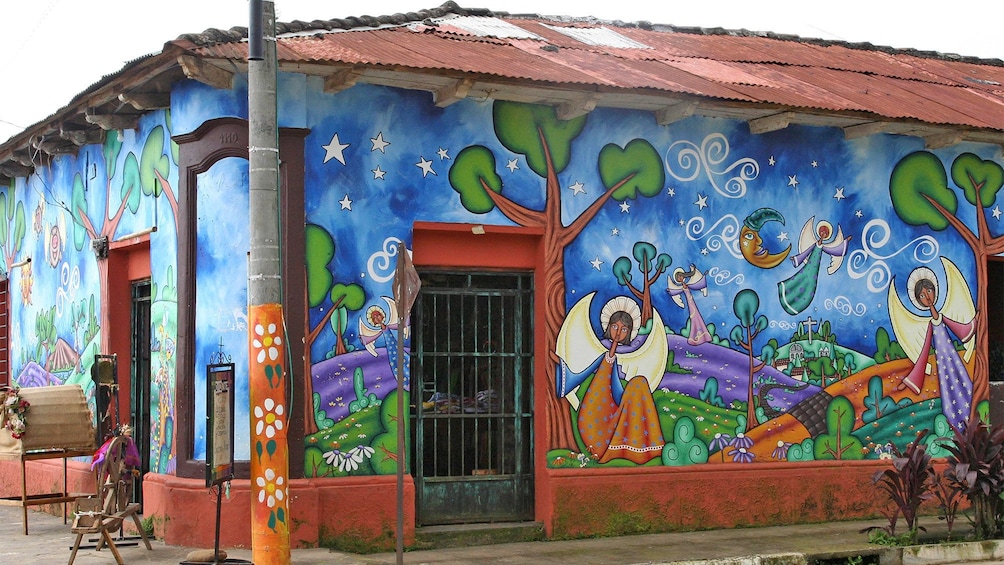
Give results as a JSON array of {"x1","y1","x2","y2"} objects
[
  {"x1": 777, "y1": 217, "x2": 850, "y2": 316},
  {"x1": 667, "y1": 264, "x2": 711, "y2": 346},
  {"x1": 888, "y1": 257, "x2": 976, "y2": 431},
  {"x1": 553, "y1": 293, "x2": 668, "y2": 463},
  {"x1": 358, "y1": 296, "x2": 410, "y2": 385}
]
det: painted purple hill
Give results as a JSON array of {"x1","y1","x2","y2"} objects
[
  {"x1": 311, "y1": 348, "x2": 401, "y2": 424},
  {"x1": 658, "y1": 335, "x2": 819, "y2": 411}
]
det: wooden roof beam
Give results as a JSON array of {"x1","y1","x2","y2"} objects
[
  {"x1": 178, "y1": 54, "x2": 234, "y2": 90},
  {"x1": 30, "y1": 135, "x2": 77, "y2": 156},
  {"x1": 323, "y1": 67, "x2": 362, "y2": 93},
  {"x1": 843, "y1": 121, "x2": 890, "y2": 140},
  {"x1": 925, "y1": 131, "x2": 964, "y2": 149},
  {"x1": 655, "y1": 101, "x2": 698, "y2": 126},
  {"x1": 85, "y1": 109, "x2": 140, "y2": 131},
  {"x1": 556, "y1": 93, "x2": 600, "y2": 120},
  {"x1": 433, "y1": 78, "x2": 475, "y2": 108},
  {"x1": 9, "y1": 150, "x2": 34, "y2": 168},
  {"x1": 0, "y1": 162, "x2": 33, "y2": 178},
  {"x1": 60, "y1": 125, "x2": 105, "y2": 147},
  {"x1": 748, "y1": 112, "x2": 794, "y2": 134},
  {"x1": 119, "y1": 92, "x2": 171, "y2": 111}
]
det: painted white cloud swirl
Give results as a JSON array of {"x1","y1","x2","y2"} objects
[
  {"x1": 846, "y1": 219, "x2": 938, "y2": 293},
  {"x1": 666, "y1": 133, "x2": 760, "y2": 198}
]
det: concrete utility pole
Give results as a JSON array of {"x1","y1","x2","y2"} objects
[{"x1": 248, "y1": 1, "x2": 291, "y2": 564}]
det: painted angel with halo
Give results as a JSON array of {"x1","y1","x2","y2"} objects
[
  {"x1": 887, "y1": 256, "x2": 976, "y2": 431},
  {"x1": 553, "y1": 293, "x2": 668, "y2": 464}
]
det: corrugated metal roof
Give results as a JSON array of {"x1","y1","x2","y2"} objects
[
  {"x1": 187, "y1": 8, "x2": 1004, "y2": 133},
  {"x1": 5, "y1": 1, "x2": 1004, "y2": 165},
  {"x1": 539, "y1": 24, "x2": 651, "y2": 49}
]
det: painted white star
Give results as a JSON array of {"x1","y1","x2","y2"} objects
[
  {"x1": 787, "y1": 175, "x2": 799, "y2": 188},
  {"x1": 611, "y1": 228, "x2": 620, "y2": 236},
  {"x1": 777, "y1": 231, "x2": 789, "y2": 242},
  {"x1": 437, "y1": 147, "x2": 450, "y2": 160},
  {"x1": 323, "y1": 133, "x2": 350, "y2": 165},
  {"x1": 834, "y1": 187, "x2": 845, "y2": 201},
  {"x1": 667, "y1": 187, "x2": 676, "y2": 196},
  {"x1": 811, "y1": 160, "x2": 818, "y2": 168},
  {"x1": 416, "y1": 157, "x2": 436, "y2": 177},
  {"x1": 619, "y1": 201, "x2": 631, "y2": 213},
  {"x1": 701, "y1": 248, "x2": 709, "y2": 255},
  {"x1": 695, "y1": 194, "x2": 708, "y2": 210},
  {"x1": 768, "y1": 156, "x2": 776, "y2": 166},
  {"x1": 506, "y1": 159, "x2": 519, "y2": 172},
  {"x1": 855, "y1": 210, "x2": 863, "y2": 218},
  {"x1": 339, "y1": 194, "x2": 353, "y2": 210},
  {"x1": 372, "y1": 166, "x2": 386, "y2": 180},
  {"x1": 569, "y1": 181, "x2": 586, "y2": 195},
  {"x1": 370, "y1": 132, "x2": 390, "y2": 153},
  {"x1": 994, "y1": 206, "x2": 1002, "y2": 220},
  {"x1": 679, "y1": 219, "x2": 685, "y2": 226},
  {"x1": 590, "y1": 257, "x2": 603, "y2": 270}
]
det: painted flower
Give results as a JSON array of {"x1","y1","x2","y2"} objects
[
  {"x1": 256, "y1": 467, "x2": 285, "y2": 509},
  {"x1": 351, "y1": 445, "x2": 375, "y2": 462},
  {"x1": 772, "y1": 440, "x2": 791, "y2": 460},
  {"x1": 254, "y1": 397, "x2": 284, "y2": 439},
  {"x1": 709, "y1": 432, "x2": 732, "y2": 452},
  {"x1": 732, "y1": 447, "x2": 756, "y2": 463},
  {"x1": 729, "y1": 432, "x2": 754, "y2": 450},
  {"x1": 253, "y1": 322, "x2": 283, "y2": 364}
]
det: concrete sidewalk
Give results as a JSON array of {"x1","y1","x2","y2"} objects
[{"x1": 2, "y1": 502, "x2": 1003, "y2": 565}]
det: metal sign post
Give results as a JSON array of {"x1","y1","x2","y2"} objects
[{"x1": 392, "y1": 243, "x2": 420, "y2": 565}]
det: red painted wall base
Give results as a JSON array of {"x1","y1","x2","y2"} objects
[
  {"x1": 546, "y1": 461, "x2": 890, "y2": 538},
  {"x1": 1, "y1": 457, "x2": 919, "y2": 549},
  {"x1": 142, "y1": 473, "x2": 416, "y2": 550}
]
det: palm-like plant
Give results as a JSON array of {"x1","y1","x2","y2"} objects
[
  {"x1": 868, "y1": 429, "x2": 934, "y2": 543},
  {"x1": 942, "y1": 415, "x2": 1004, "y2": 540}
]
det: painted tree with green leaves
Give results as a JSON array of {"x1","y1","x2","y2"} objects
[
  {"x1": 70, "y1": 134, "x2": 143, "y2": 349},
  {"x1": 449, "y1": 100, "x2": 665, "y2": 449},
  {"x1": 139, "y1": 121, "x2": 180, "y2": 232},
  {"x1": 0, "y1": 178, "x2": 26, "y2": 272},
  {"x1": 613, "y1": 241, "x2": 671, "y2": 325},
  {"x1": 889, "y1": 151, "x2": 1004, "y2": 421},
  {"x1": 304, "y1": 223, "x2": 365, "y2": 433},
  {"x1": 730, "y1": 289, "x2": 768, "y2": 431}
]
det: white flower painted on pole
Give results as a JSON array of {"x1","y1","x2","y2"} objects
[
  {"x1": 256, "y1": 467, "x2": 285, "y2": 509},
  {"x1": 254, "y1": 397, "x2": 285, "y2": 439},
  {"x1": 253, "y1": 322, "x2": 282, "y2": 363}
]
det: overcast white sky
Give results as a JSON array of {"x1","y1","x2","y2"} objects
[{"x1": 1, "y1": 0, "x2": 1000, "y2": 142}]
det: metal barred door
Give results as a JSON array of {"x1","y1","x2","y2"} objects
[{"x1": 412, "y1": 271, "x2": 534, "y2": 525}]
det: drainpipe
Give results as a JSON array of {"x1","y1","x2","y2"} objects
[{"x1": 248, "y1": 1, "x2": 291, "y2": 564}]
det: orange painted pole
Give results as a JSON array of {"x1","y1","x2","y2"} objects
[
  {"x1": 248, "y1": 1, "x2": 289, "y2": 562},
  {"x1": 249, "y1": 303, "x2": 290, "y2": 563}
]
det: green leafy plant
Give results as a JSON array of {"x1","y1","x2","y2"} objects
[
  {"x1": 863, "y1": 429, "x2": 933, "y2": 544},
  {"x1": 943, "y1": 414, "x2": 1004, "y2": 540}
]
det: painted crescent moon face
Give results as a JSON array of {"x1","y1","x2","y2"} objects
[{"x1": 740, "y1": 224, "x2": 791, "y2": 268}]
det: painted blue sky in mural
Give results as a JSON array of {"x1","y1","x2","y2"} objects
[{"x1": 274, "y1": 82, "x2": 995, "y2": 359}]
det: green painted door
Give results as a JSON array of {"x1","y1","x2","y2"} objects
[{"x1": 412, "y1": 271, "x2": 534, "y2": 525}]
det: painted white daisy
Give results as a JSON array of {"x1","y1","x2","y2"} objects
[{"x1": 253, "y1": 322, "x2": 283, "y2": 363}]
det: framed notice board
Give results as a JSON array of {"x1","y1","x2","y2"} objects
[{"x1": 206, "y1": 362, "x2": 235, "y2": 487}]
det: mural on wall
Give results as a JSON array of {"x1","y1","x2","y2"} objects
[
  {"x1": 1, "y1": 113, "x2": 179, "y2": 474},
  {"x1": 295, "y1": 81, "x2": 1001, "y2": 475}
]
